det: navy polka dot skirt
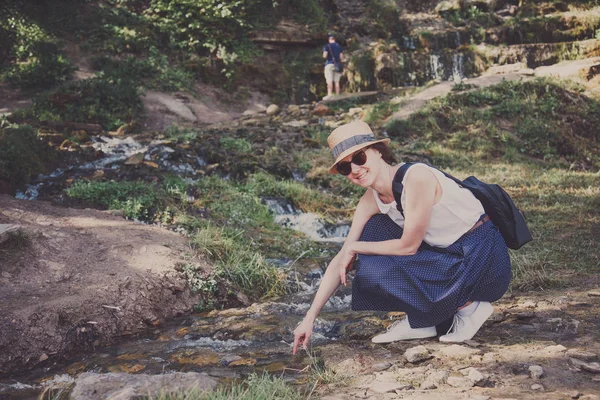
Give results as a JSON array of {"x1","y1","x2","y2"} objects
[{"x1": 351, "y1": 214, "x2": 511, "y2": 329}]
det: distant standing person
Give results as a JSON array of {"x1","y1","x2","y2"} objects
[{"x1": 323, "y1": 33, "x2": 344, "y2": 100}]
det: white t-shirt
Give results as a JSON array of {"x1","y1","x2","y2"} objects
[{"x1": 372, "y1": 164, "x2": 485, "y2": 248}]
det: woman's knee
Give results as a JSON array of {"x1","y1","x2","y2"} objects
[{"x1": 360, "y1": 214, "x2": 401, "y2": 242}]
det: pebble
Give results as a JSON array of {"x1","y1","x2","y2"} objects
[
  {"x1": 529, "y1": 365, "x2": 544, "y2": 379},
  {"x1": 460, "y1": 367, "x2": 488, "y2": 386},
  {"x1": 266, "y1": 104, "x2": 280, "y2": 116},
  {"x1": 569, "y1": 391, "x2": 583, "y2": 399},
  {"x1": 373, "y1": 362, "x2": 392, "y2": 372},
  {"x1": 405, "y1": 345, "x2": 431, "y2": 363},
  {"x1": 531, "y1": 383, "x2": 544, "y2": 391}
]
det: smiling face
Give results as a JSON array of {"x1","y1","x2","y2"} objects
[{"x1": 340, "y1": 147, "x2": 383, "y2": 188}]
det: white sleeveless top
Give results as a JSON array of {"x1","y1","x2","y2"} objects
[{"x1": 373, "y1": 164, "x2": 485, "y2": 248}]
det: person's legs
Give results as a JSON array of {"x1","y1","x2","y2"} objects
[
  {"x1": 324, "y1": 64, "x2": 334, "y2": 97},
  {"x1": 334, "y1": 71, "x2": 341, "y2": 95}
]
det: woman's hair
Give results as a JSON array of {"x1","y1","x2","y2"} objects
[{"x1": 368, "y1": 142, "x2": 396, "y2": 165}]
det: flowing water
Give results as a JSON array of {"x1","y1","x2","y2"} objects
[{"x1": 2, "y1": 138, "x2": 355, "y2": 399}]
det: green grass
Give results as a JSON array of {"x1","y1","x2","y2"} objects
[
  {"x1": 153, "y1": 373, "x2": 302, "y2": 400},
  {"x1": 66, "y1": 180, "x2": 164, "y2": 221},
  {"x1": 191, "y1": 225, "x2": 287, "y2": 299},
  {"x1": 386, "y1": 78, "x2": 600, "y2": 169}
]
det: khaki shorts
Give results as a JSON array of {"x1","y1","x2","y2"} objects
[{"x1": 324, "y1": 63, "x2": 342, "y2": 84}]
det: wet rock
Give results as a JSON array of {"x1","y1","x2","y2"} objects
[
  {"x1": 529, "y1": 365, "x2": 544, "y2": 379},
  {"x1": 341, "y1": 317, "x2": 383, "y2": 340},
  {"x1": 531, "y1": 383, "x2": 544, "y2": 391},
  {"x1": 447, "y1": 376, "x2": 473, "y2": 388},
  {"x1": 570, "y1": 358, "x2": 600, "y2": 373},
  {"x1": 405, "y1": 345, "x2": 431, "y2": 363},
  {"x1": 72, "y1": 130, "x2": 90, "y2": 143},
  {"x1": 312, "y1": 103, "x2": 334, "y2": 116},
  {"x1": 60, "y1": 139, "x2": 79, "y2": 150},
  {"x1": 286, "y1": 104, "x2": 301, "y2": 115},
  {"x1": 567, "y1": 349, "x2": 597, "y2": 361},
  {"x1": 438, "y1": 345, "x2": 482, "y2": 360},
  {"x1": 124, "y1": 152, "x2": 146, "y2": 166},
  {"x1": 283, "y1": 120, "x2": 308, "y2": 128},
  {"x1": 420, "y1": 370, "x2": 449, "y2": 389},
  {"x1": 266, "y1": 104, "x2": 280, "y2": 116},
  {"x1": 70, "y1": 372, "x2": 217, "y2": 400},
  {"x1": 91, "y1": 170, "x2": 105, "y2": 180}
]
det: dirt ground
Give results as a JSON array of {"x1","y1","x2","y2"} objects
[{"x1": 0, "y1": 195, "x2": 209, "y2": 374}]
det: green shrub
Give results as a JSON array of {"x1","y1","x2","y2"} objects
[
  {"x1": 2, "y1": 42, "x2": 75, "y2": 89},
  {"x1": 23, "y1": 76, "x2": 142, "y2": 130},
  {"x1": 0, "y1": 122, "x2": 50, "y2": 191}
]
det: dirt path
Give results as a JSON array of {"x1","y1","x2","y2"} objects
[{"x1": 0, "y1": 195, "x2": 208, "y2": 374}]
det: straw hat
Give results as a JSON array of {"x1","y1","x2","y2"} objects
[{"x1": 327, "y1": 120, "x2": 390, "y2": 174}]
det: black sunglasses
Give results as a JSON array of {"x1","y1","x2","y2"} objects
[{"x1": 335, "y1": 150, "x2": 367, "y2": 176}]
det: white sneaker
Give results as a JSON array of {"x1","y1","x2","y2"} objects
[
  {"x1": 371, "y1": 317, "x2": 437, "y2": 344},
  {"x1": 439, "y1": 301, "x2": 494, "y2": 343}
]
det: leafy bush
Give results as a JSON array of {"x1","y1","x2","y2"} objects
[
  {"x1": 23, "y1": 76, "x2": 143, "y2": 130},
  {"x1": 2, "y1": 42, "x2": 75, "y2": 89},
  {"x1": 0, "y1": 122, "x2": 50, "y2": 192}
]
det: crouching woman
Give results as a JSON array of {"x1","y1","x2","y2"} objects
[{"x1": 292, "y1": 120, "x2": 511, "y2": 354}]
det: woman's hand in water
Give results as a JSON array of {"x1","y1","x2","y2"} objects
[
  {"x1": 292, "y1": 318, "x2": 314, "y2": 355},
  {"x1": 338, "y1": 247, "x2": 356, "y2": 286}
]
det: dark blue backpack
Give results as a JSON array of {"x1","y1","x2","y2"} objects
[{"x1": 392, "y1": 163, "x2": 533, "y2": 250}]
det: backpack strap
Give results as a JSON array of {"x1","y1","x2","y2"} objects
[
  {"x1": 392, "y1": 162, "x2": 415, "y2": 217},
  {"x1": 327, "y1": 43, "x2": 339, "y2": 63}
]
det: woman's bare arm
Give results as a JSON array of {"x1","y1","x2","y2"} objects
[
  {"x1": 304, "y1": 189, "x2": 379, "y2": 321},
  {"x1": 349, "y1": 166, "x2": 437, "y2": 256}
]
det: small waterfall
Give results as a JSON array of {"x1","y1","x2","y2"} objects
[
  {"x1": 402, "y1": 36, "x2": 416, "y2": 51},
  {"x1": 430, "y1": 54, "x2": 443, "y2": 80},
  {"x1": 451, "y1": 53, "x2": 465, "y2": 82},
  {"x1": 455, "y1": 31, "x2": 461, "y2": 47}
]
